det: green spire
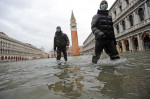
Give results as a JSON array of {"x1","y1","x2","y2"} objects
[{"x1": 71, "y1": 11, "x2": 75, "y2": 20}]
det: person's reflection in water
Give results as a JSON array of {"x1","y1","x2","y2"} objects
[
  {"x1": 48, "y1": 66, "x2": 83, "y2": 98},
  {"x1": 96, "y1": 66, "x2": 124, "y2": 98}
]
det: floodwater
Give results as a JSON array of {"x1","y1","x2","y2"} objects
[{"x1": 0, "y1": 51, "x2": 150, "y2": 99}]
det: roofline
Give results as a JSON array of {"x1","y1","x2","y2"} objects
[{"x1": 109, "y1": 0, "x2": 118, "y2": 11}]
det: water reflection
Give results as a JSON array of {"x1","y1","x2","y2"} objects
[
  {"x1": 48, "y1": 65, "x2": 83, "y2": 98},
  {"x1": 97, "y1": 66, "x2": 124, "y2": 99}
]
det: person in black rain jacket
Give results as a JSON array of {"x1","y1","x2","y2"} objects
[
  {"x1": 91, "y1": 0, "x2": 120, "y2": 64},
  {"x1": 54, "y1": 26, "x2": 69, "y2": 61}
]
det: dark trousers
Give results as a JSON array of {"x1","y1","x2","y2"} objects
[
  {"x1": 57, "y1": 47, "x2": 67, "y2": 61},
  {"x1": 92, "y1": 39, "x2": 120, "y2": 63}
]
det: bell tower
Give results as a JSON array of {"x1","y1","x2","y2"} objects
[{"x1": 70, "y1": 11, "x2": 80, "y2": 56}]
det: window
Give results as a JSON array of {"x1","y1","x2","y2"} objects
[
  {"x1": 122, "y1": 20, "x2": 126, "y2": 30},
  {"x1": 116, "y1": 24, "x2": 119, "y2": 33},
  {"x1": 138, "y1": 8, "x2": 144, "y2": 21},
  {"x1": 129, "y1": 15, "x2": 134, "y2": 26},
  {"x1": 114, "y1": 11, "x2": 116, "y2": 16},
  {"x1": 119, "y1": 5, "x2": 122, "y2": 11},
  {"x1": 125, "y1": 0, "x2": 129, "y2": 4}
]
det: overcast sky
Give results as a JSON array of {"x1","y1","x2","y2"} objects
[{"x1": 0, "y1": 0, "x2": 115, "y2": 52}]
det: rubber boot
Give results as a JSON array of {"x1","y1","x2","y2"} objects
[{"x1": 92, "y1": 55, "x2": 98, "y2": 64}]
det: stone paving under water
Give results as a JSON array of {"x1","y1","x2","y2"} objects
[{"x1": 0, "y1": 51, "x2": 150, "y2": 99}]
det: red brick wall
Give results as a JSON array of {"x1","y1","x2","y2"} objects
[{"x1": 71, "y1": 31, "x2": 80, "y2": 56}]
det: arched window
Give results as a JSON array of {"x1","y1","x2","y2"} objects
[
  {"x1": 138, "y1": 8, "x2": 144, "y2": 21},
  {"x1": 125, "y1": 0, "x2": 129, "y2": 4},
  {"x1": 0, "y1": 49, "x2": 2, "y2": 54},
  {"x1": 122, "y1": 20, "x2": 126, "y2": 30},
  {"x1": 129, "y1": 15, "x2": 134, "y2": 26},
  {"x1": 116, "y1": 24, "x2": 119, "y2": 33},
  {"x1": 119, "y1": 5, "x2": 122, "y2": 11},
  {"x1": 0, "y1": 41, "x2": 2, "y2": 46},
  {"x1": 114, "y1": 11, "x2": 116, "y2": 16}
]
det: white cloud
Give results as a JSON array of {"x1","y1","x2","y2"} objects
[{"x1": 0, "y1": 0, "x2": 115, "y2": 52}]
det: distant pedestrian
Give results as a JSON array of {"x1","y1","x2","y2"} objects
[
  {"x1": 54, "y1": 26, "x2": 69, "y2": 62},
  {"x1": 91, "y1": 0, "x2": 120, "y2": 64}
]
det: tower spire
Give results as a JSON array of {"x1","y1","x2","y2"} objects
[
  {"x1": 70, "y1": 11, "x2": 80, "y2": 56},
  {"x1": 71, "y1": 10, "x2": 75, "y2": 20}
]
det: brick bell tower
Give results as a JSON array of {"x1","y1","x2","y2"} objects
[{"x1": 70, "y1": 11, "x2": 80, "y2": 56}]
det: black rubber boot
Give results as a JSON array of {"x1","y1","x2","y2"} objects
[
  {"x1": 110, "y1": 56, "x2": 120, "y2": 60},
  {"x1": 92, "y1": 55, "x2": 98, "y2": 64}
]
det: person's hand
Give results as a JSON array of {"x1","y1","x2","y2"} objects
[
  {"x1": 66, "y1": 46, "x2": 69, "y2": 48},
  {"x1": 101, "y1": 34, "x2": 106, "y2": 38},
  {"x1": 66, "y1": 46, "x2": 69, "y2": 51}
]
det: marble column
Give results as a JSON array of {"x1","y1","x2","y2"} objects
[
  {"x1": 119, "y1": 22, "x2": 123, "y2": 33},
  {"x1": 128, "y1": 37, "x2": 134, "y2": 52},
  {"x1": 137, "y1": 34, "x2": 144, "y2": 51},
  {"x1": 133, "y1": 11, "x2": 139, "y2": 25},
  {"x1": 122, "y1": 40, "x2": 126, "y2": 52},
  {"x1": 116, "y1": 42, "x2": 120, "y2": 53},
  {"x1": 125, "y1": 17, "x2": 130, "y2": 29}
]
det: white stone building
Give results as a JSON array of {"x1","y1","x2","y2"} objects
[
  {"x1": 0, "y1": 32, "x2": 45, "y2": 61},
  {"x1": 110, "y1": 0, "x2": 150, "y2": 52},
  {"x1": 83, "y1": 0, "x2": 150, "y2": 54},
  {"x1": 83, "y1": 32, "x2": 95, "y2": 55}
]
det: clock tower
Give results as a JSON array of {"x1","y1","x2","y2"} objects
[{"x1": 70, "y1": 11, "x2": 80, "y2": 56}]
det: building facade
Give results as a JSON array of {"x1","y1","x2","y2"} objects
[
  {"x1": 70, "y1": 11, "x2": 80, "y2": 56},
  {"x1": 0, "y1": 32, "x2": 45, "y2": 61},
  {"x1": 79, "y1": 46, "x2": 84, "y2": 55},
  {"x1": 83, "y1": 0, "x2": 150, "y2": 54},
  {"x1": 83, "y1": 33, "x2": 95, "y2": 55},
  {"x1": 110, "y1": 0, "x2": 150, "y2": 52}
]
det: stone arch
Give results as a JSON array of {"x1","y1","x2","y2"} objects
[
  {"x1": 8, "y1": 56, "x2": 10, "y2": 60},
  {"x1": 1, "y1": 56, "x2": 4, "y2": 60},
  {"x1": 124, "y1": 39, "x2": 129, "y2": 51},
  {"x1": 132, "y1": 36, "x2": 138, "y2": 51},
  {"x1": 118, "y1": 41, "x2": 123, "y2": 52},
  {"x1": 142, "y1": 32, "x2": 150, "y2": 50},
  {"x1": 5, "y1": 56, "x2": 7, "y2": 60},
  {"x1": 11, "y1": 56, "x2": 13, "y2": 59}
]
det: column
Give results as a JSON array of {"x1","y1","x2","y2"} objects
[
  {"x1": 114, "y1": 27, "x2": 117, "y2": 35},
  {"x1": 116, "y1": 42, "x2": 120, "y2": 53},
  {"x1": 145, "y1": 2, "x2": 150, "y2": 19},
  {"x1": 133, "y1": 11, "x2": 139, "y2": 25},
  {"x1": 137, "y1": 34, "x2": 144, "y2": 51},
  {"x1": 128, "y1": 37, "x2": 134, "y2": 52},
  {"x1": 121, "y1": 40, "x2": 126, "y2": 52}
]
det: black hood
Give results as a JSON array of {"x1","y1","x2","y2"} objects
[{"x1": 97, "y1": 10, "x2": 109, "y2": 15}]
